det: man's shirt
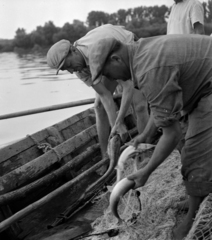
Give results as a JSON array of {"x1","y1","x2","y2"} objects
[
  {"x1": 74, "y1": 24, "x2": 135, "y2": 86},
  {"x1": 167, "y1": 0, "x2": 204, "y2": 34},
  {"x1": 128, "y1": 34, "x2": 212, "y2": 129}
]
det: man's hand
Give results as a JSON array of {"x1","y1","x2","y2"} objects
[
  {"x1": 133, "y1": 133, "x2": 146, "y2": 149},
  {"x1": 110, "y1": 122, "x2": 128, "y2": 143},
  {"x1": 127, "y1": 168, "x2": 150, "y2": 189}
]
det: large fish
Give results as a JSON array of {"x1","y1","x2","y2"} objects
[
  {"x1": 116, "y1": 143, "x2": 155, "y2": 182},
  {"x1": 116, "y1": 145, "x2": 139, "y2": 183},
  {"x1": 110, "y1": 143, "x2": 155, "y2": 220},
  {"x1": 107, "y1": 134, "x2": 122, "y2": 173}
]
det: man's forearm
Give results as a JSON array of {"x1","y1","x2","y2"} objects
[
  {"x1": 141, "y1": 112, "x2": 158, "y2": 142},
  {"x1": 99, "y1": 92, "x2": 117, "y2": 127},
  {"x1": 92, "y1": 81, "x2": 117, "y2": 128},
  {"x1": 144, "y1": 121, "x2": 182, "y2": 175}
]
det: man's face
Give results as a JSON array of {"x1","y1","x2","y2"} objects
[
  {"x1": 61, "y1": 49, "x2": 86, "y2": 74},
  {"x1": 102, "y1": 56, "x2": 131, "y2": 81}
]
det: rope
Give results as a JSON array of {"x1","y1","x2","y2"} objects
[
  {"x1": 51, "y1": 148, "x2": 62, "y2": 161},
  {"x1": 27, "y1": 134, "x2": 61, "y2": 160},
  {"x1": 128, "y1": 131, "x2": 132, "y2": 140}
]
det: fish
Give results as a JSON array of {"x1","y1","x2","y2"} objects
[
  {"x1": 105, "y1": 134, "x2": 122, "y2": 192},
  {"x1": 116, "y1": 145, "x2": 139, "y2": 183},
  {"x1": 107, "y1": 134, "x2": 122, "y2": 174},
  {"x1": 109, "y1": 177, "x2": 135, "y2": 221},
  {"x1": 116, "y1": 143, "x2": 155, "y2": 182},
  {"x1": 109, "y1": 143, "x2": 155, "y2": 220}
]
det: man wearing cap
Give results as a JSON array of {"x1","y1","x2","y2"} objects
[
  {"x1": 47, "y1": 24, "x2": 149, "y2": 159},
  {"x1": 94, "y1": 35, "x2": 212, "y2": 239}
]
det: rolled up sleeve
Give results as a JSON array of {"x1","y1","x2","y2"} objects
[
  {"x1": 191, "y1": 3, "x2": 204, "y2": 26},
  {"x1": 142, "y1": 66, "x2": 183, "y2": 128}
]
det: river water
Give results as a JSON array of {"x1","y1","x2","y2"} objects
[{"x1": 0, "y1": 52, "x2": 95, "y2": 146}]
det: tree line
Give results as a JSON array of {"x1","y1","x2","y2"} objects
[{"x1": 1, "y1": 1, "x2": 212, "y2": 53}]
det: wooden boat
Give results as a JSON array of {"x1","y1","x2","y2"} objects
[
  {"x1": 0, "y1": 95, "x2": 138, "y2": 240},
  {"x1": 1, "y1": 97, "x2": 211, "y2": 240}
]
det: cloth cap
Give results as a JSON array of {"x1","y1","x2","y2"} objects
[
  {"x1": 89, "y1": 38, "x2": 119, "y2": 83},
  {"x1": 47, "y1": 39, "x2": 71, "y2": 75}
]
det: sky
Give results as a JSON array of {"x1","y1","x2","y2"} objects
[{"x1": 0, "y1": 0, "x2": 205, "y2": 39}]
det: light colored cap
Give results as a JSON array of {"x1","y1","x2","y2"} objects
[
  {"x1": 47, "y1": 39, "x2": 71, "y2": 75},
  {"x1": 89, "y1": 38, "x2": 119, "y2": 82}
]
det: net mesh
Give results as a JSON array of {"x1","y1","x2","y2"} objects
[
  {"x1": 84, "y1": 149, "x2": 212, "y2": 240},
  {"x1": 185, "y1": 194, "x2": 212, "y2": 240}
]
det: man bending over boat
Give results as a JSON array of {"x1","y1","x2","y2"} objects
[
  {"x1": 90, "y1": 35, "x2": 212, "y2": 240},
  {"x1": 46, "y1": 24, "x2": 149, "y2": 160}
]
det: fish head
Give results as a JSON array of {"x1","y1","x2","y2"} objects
[{"x1": 107, "y1": 134, "x2": 121, "y2": 159}]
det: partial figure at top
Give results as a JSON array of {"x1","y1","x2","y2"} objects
[{"x1": 167, "y1": 0, "x2": 204, "y2": 35}]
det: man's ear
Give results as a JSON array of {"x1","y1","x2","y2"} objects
[{"x1": 110, "y1": 54, "x2": 121, "y2": 62}]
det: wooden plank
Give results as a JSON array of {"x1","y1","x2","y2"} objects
[
  {"x1": 0, "y1": 145, "x2": 43, "y2": 176},
  {"x1": 0, "y1": 108, "x2": 133, "y2": 177},
  {"x1": 0, "y1": 108, "x2": 95, "y2": 164},
  {"x1": 0, "y1": 126, "x2": 67, "y2": 176},
  {"x1": 0, "y1": 129, "x2": 49, "y2": 165},
  {"x1": 61, "y1": 116, "x2": 95, "y2": 141},
  {"x1": 0, "y1": 109, "x2": 96, "y2": 176},
  {"x1": 52, "y1": 108, "x2": 95, "y2": 132},
  {"x1": 61, "y1": 127, "x2": 75, "y2": 144},
  {"x1": 69, "y1": 138, "x2": 98, "y2": 160},
  {"x1": 0, "y1": 125, "x2": 98, "y2": 194}
]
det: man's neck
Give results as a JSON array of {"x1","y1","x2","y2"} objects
[
  {"x1": 76, "y1": 47, "x2": 87, "y2": 68},
  {"x1": 120, "y1": 44, "x2": 130, "y2": 70},
  {"x1": 120, "y1": 44, "x2": 131, "y2": 79}
]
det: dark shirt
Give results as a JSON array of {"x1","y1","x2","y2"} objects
[{"x1": 128, "y1": 34, "x2": 212, "y2": 127}]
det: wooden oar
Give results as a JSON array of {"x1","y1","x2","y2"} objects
[
  {"x1": 0, "y1": 157, "x2": 110, "y2": 232},
  {"x1": 0, "y1": 94, "x2": 122, "y2": 120},
  {"x1": 0, "y1": 144, "x2": 100, "y2": 206}
]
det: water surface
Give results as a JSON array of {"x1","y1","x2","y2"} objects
[{"x1": 0, "y1": 52, "x2": 95, "y2": 146}]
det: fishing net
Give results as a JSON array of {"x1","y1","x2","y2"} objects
[
  {"x1": 82, "y1": 149, "x2": 185, "y2": 240},
  {"x1": 185, "y1": 194, "x2": 212, "y2": 240},
  {"x1": 83, "y1": 149, "x2": 212, "y2": 240}
]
